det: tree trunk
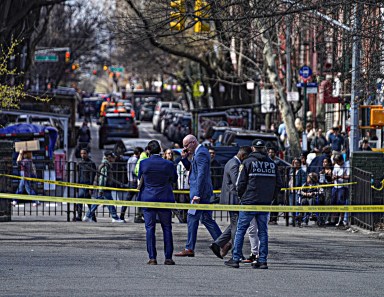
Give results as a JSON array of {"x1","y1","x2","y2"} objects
[{"x1": 257, "y1": 21, "x2": 301, "y2": 158}]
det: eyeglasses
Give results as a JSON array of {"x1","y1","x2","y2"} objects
[{"x1": 183, "y1": 140, "x2": 194, "y2": 148}]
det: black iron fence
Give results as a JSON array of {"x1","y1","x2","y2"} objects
[
  {"x1": 1, "y1": 159, "x2": 382, "y2": 230},
  {"x1": 352, "y1": 167, "x2": 384, "y2": 231}
]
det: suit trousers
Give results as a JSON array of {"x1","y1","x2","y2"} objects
[
  {"x1": 215, "y1": 211, "x2": 238, "y2": 248},
  {"x1": 143, "y1": 208, "x2": 173, "y2": 260},
  {"x1": 186, "y1": 210, "x2": 222, "y2": 251}
]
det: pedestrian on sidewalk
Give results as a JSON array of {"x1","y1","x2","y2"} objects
[
  {"x1": 75, "y1": 148, "x2": 97, "y2": 222},
  {"x1": 83, "y1": 151, "x2": 124, "y2": 223}
]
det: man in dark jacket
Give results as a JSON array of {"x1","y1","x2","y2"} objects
[
  {"x1": 138, "y1": 140, "x2": 178, "y2": 265},
  {"x1": 75, "y1": 148, "x2": 97, "y2": 222},
  {"x1": 307, "y1": 146, "x2": 332, "y2": 175},
  {"x1": 209, "y1": 146, "x2": 252, "y2": 259},
  {"x1": 225, "y1": 139, "x2": 283, "y2": 269}
]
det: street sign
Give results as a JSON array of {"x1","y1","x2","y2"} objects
[
  {"x1": 299, "y1": 65, "x2": 312, "y2": 79},
  {"x1": 34, "y1": 55, "x2": 58, "y2": 62},
  {"x1": 296, "y1": 82, "x2": 318, "y2": 88},
  {"x1": 110, "y1": 66, "x2": 124, "y2": 73}
]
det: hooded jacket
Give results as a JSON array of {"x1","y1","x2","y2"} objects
[{"x1": 236, "y1": 151, "x2": 283, "y2": 206}]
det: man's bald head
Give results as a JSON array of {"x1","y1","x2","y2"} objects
[{"x1": 182, "y1": 134, "x2": 198, "y2": 154}]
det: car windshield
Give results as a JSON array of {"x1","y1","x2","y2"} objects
[{"x1": 106, "y1": 117, "x2": 133, "y2": 125}]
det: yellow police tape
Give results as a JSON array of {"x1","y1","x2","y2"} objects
[
  {"x1": 1, "y1": 193, "x2": 383, "y2": 213},
  {"x1": 0, "y1": 173, "x2": 356, "y2": 193},
  {"x1": 371, "y1": 179, "x2": 384, "y2": 191},
  {"x1": 0, "y1": 174, "x2": 219, "y2": 194}
]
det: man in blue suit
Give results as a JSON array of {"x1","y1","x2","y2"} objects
[
  {"x1": 138, "y1": 140, "x2": 178, "y2": 265},
  {"x1": 175, "y1": 135, "x2": 222, "y2": 257}
]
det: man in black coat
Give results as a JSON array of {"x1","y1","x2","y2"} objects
[{"x1": 225, "y1": 139, "x2": 283, "y2": 269}]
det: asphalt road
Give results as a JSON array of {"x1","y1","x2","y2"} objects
[
  {"x1": 70, "y1": 120, "x2": 172, "y2": 164},
  {"x1": 1, "y1": 218, "x2": 384, "y2": 297}
]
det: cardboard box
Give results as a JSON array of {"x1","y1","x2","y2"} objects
[{"x1": 14, "y1": 140, "x2": 40, "y2": 152}]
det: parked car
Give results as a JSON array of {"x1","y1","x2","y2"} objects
[
  {"x1": 222, "y1": 129, "x2": 283, "y2": 152},
  {"x1": 98, "y1": 113, "x2": 139, "y2": 149},
  {"x1": 139, "y1": 102, "x2": 156, "y2": 121},
  {"x1": 152, "y1": 101, "x2": 182, "y2": 131},
  {"x1": 166, "y1": 112, "x2": 192, "y2": 145},
  {"x1": 113, "y1": 138, "x2": 161, "y2": 160}
]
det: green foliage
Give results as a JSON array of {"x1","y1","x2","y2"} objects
[{"x1": 0, "y1": 39, "x2": 49, "y2": 109}]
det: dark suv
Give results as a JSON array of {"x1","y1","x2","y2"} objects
[
  {"x1": 98, "y1": 113, "x2": 139, "y2": 149},
  {"x1": 222, "y1": 130, "x2": 282, "y2": 151}
]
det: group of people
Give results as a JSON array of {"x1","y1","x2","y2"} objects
[
  {"x1": 126, "y1": 135, "x2": 283, "y2": 269},
  {"x1": 288, "y1": 145, "x2": 351, "y2": 228}
]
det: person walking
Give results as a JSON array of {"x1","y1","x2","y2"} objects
[
  {"x1": 138, "y1": 140, "x2": 177, "y2": 265},
  {"x1": 82, "y1": 151, "x2": 124, "y2": 223},
  {"x1": 209, "y1": 146, "x2": 252, "y2": 259},
  {"x1": 14, "y1": 150, "x2": 38, "y2": 206},
  {"x1": 224, "y1": 139, "x2": 283, "y2": 269},
  {"x1": 175, "y1": 135, "x2": 222, "y2": 257},
  {"x1": 120, "y1": 147, "x2": 144, "y2": 222},
  {"x1": 75, "y1": 148, "x2": 97, "y2": 222}
]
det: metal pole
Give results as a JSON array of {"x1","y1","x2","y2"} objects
[
  {"x1": 302, "y1": 81, "x2": 308, "y2": 152},
  {"x1": 350, "y1": 3, "x2": 362, "y2": 153}
]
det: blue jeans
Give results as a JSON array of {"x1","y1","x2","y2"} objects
[
  {"x1": 186, "y1": 210, "x2": 222, "y2": 251},
  {"x1": 86, "y1": 190, "x2": 118, "y2": 219},
  {"x1": 143, "y1": 208, "x2": 173, "y2": 260},
  {"x1": 232, "y1": 211, "x2": 269, "y2": 263},
  {"x1": 16, "y1": 179, "x2": 36, "y2": 195},
  {"x1": 331, "y1": 187, "x2": 347, "y2": 205}
]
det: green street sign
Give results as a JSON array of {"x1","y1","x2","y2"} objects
[
  {"x1": 110, "y1": 66, "x2": 124, "y2": 73},
  {"x1": 34, "y1": 55, "x2": 58, "y2": 62}
]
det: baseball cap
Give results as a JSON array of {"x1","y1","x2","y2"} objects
[
  {"x1": 252, "y1": 139, "x2": 266, "y2": 148},
  {"x1": 104, "y1": 150, "x2": 116, "y2": 158}
]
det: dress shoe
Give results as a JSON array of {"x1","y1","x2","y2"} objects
[
  {"x1": 164, "y1": 259, "x2": 175, "y2": 265},
  {"x1": 175, "y1": 249, "x2": 195, "y2": 257},
  {"x1": 147, "y1": 259, "x2": 157, "y2": 265},
  {"x1": 224, "y1": 258, "x2": 240, "y2": 268},
  {"x1": 251, "y1": 261, "x2": 268, "y2": 269},
  {"x1": 220, "y1": 242, "x2": 232, "y2": 258},
  {"x1": 209, "y1": 243, "x2": 223, "y2": 259}
]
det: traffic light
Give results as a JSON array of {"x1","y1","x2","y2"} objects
[
  {"x1": 65, "y1": 51, "x2": 70, "y2": 63},
  {"x1": 170, "y1": 0, "x2": 185, "y2": 31},
  {"x1": 92, "y1": 70, "x2": 97, "y2": 75},
  {"x1": 71, "y1": 63, "x2": 79, "y2": 71},
  {"x1": 194, "y1": 0, "x2": 210, "y2": 33},
  {"x1": 103, "y1": 65, "x2": 108, "y2": 71}
]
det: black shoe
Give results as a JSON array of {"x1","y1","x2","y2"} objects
[
  {"x1": 164, "y1": 259, "x2": 175, "y2": 265},
  {"x1": 224, "y1": 258, "x2": 240, "y2": 268},
  {"x1": 242, "y1": 253, "x2": 258, "y2": 263},
  {"x1": 209, "y1": 243, "x2": 223, "y2": 259},
  {"x1": 252, "y1": 261, "x2": 268, "y2": 269},
  {"x1": 134, "y1": 217, "x2": 145, "y2": 223}
]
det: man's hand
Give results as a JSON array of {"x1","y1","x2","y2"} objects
[{"x1": 192, "y1": 196, "x2": 200, "y2": 203}]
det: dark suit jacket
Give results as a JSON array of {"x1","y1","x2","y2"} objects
[
  {"x1": 219, "y1": 156, "x2": 241, "y2": 205},
  {"x1": 181, "y1": 145, "x2": 213, "y2": 202},
  {"x1": 138, "y1": 155, "x2": 177, "y2": 203}
]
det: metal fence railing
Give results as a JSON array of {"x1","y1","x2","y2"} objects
[{"x1": 2, "y1": 158, "x2": 382, "y2": 230}]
